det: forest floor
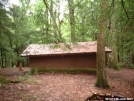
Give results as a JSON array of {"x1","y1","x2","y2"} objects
[{"x1": 0, "y1": 67, "x2": 133, "y2": 101}]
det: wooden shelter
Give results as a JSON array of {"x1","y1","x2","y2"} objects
[{"x1": 21, "y1": 41, "x2": 111, "y2": 70}]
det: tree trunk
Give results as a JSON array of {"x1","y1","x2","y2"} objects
[
  {"x1": 68, "y1": 0, "x2": 75, "y2": 42},
  {"x1": 43, "y1": 0, "x2": 61, "y2": 43},
  {"x1": 1, "y1": 49, "x2": 4, "y2": 68},
  {"x1": 95, "y1": 0, "x2": 110, "y2": 88},
  {"x1": 58, "y1": 0, "x2": 62, "y2": 42},
  {"x1": 108, "y1": 1, "x2": 118, "y2": 69},
  {"x1": 45, "y1": 4, "x2": 49, "y2": 43},
  {"x1": 4, "y1": 52, "x2": 7, "y2": 68}
]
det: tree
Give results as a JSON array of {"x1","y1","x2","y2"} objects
[
  {"x1": 114, "y1": 0, "x2": 134, "y2": 68},
  {"x1": 0, "y1": 2, "x2": 12, "y2": 68},
  {"x1": 107, "y1": 0, "x2": 118, "y2": 69},
  {"x1": 67, "y1": 0, "x2": 75, "y2": 42},
  {"x1": 95, "y1": 0, "x2": 110, "y2": 88},
  {"x1": 0, "y1": 0, "x2": 134, "y2": 69},
  {"x1": 43, "y1": 0, "x2": 63, "y2": 43}
]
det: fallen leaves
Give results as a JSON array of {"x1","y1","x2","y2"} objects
[{"x1": 0, "y1": 68, "x2": 133, "y2": 101}]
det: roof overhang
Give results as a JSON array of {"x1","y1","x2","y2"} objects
[{"x1": 21, "y1": 41, "x2": 112, "y2": 57}]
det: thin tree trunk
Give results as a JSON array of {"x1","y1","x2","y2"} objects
[
  {"x1": 68, "y1": 0, "x2": 75, "y2": 42},
  {"x1": 81, "y1": 16, "x2": 85, "y2": 36},
  {"x1": 43, "y1": 0, "x2": 61, "y2": 43},
  {"x1": 15, "y1": 44, "x2": 20, "y2": 67},
  {"x1": 95, "y1": 0, "x2": 110, "y2": 88},
  {"x1": 108, "y1": 1, "x2": 118, "y2": 69},
  {"x1": 1, "y1": 49, "x2": 4, "y2": 68},
  {"x1": 58, "y1": 0, "x2": 62, "y2": 42},
  {"x1": 45, "y1": 4, "x2": 49, "y2": 43},
  {"x1": 9, "y1": 35, "x2": 13, "y2": 49}
]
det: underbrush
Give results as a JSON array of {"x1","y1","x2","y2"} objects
[
  {"x1": 30, "y1": 68, "x2": 96, "y2": 75},
  {"x1": 0, "y1": 76, "x2": 9, "y2": 85},
  {"x1": 0, "y1": 71, "x2": 40, "y2": 85},
  {"x1": 0, "y1": 68, "x2": 96, "y2": 85},
  {"x1": 16, "y1": 72, "x2": 41, "y2": 84}
]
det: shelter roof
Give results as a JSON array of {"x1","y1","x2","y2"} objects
[{"x1": 21, "y1": 41, "x2": 111, "y2": 56}]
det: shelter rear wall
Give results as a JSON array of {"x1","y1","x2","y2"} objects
[{"x1": 29, "y1": 53, "x2": 96, "y2": 69}]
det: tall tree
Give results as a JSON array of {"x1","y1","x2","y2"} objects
[
  {"x1": 95, "y1": 0, "x2": 110, "y2": 88},
  {"x1": 8, "y1": 0, "x2": 35, "y2": 67},
  {"x1": 108, "y1": 1, "x2": 118, "y2": 69},
  {"x1": 68, "y1": 0, "x2": 75, "y2": 42},
  {"x1": 114, "y1": 0, "x2": 134, "y2": 68},
  {"x1": 43, "y1": 0, "x2": 62, "y2": 43},
  {"x1": 0, "y1": 2, "x2": 12, "y2": 67}
]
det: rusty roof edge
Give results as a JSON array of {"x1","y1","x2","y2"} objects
[
  {"x1": 21, "y1": 51, "x2": 97, "y2": 57},
  {"x1": 21, "y1": 49, "x2": 111, "y2": 56},
  {"x1": 21, "y1": 50, "x2": 111, "y2": 57}
]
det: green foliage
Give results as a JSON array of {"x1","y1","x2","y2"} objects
[
  {"x1": 21, "y1": 95, "x2": 38, "y2": 101},
  {"x1": 0, "y1": 0, "x2": 134, "y2": 68},
  {"x1": 31, "y1": 68, "x2": 96, "y2": 75},
  {"x1": 95, "y1": 80, "x2": 110, "y2": 88},
  {"x1": 113, "y1": 62, "x2": 121, "y2": 70},
  {"x1": 17, "y1": 73, "x2": 40, "y2": 84},
  {"x1": 0, "y1": 76, "x2": 9, "y2": 84},
  {"x1": 30, "y1": 69, "x2": 39, "y2": 75}
]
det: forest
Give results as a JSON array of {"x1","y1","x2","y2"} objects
[
  {"x1": 0, "y1": 0, "x2": 134, "y2": 69},
  {"x1": 0, "y1": 0, "x2": 134, "y2": 100},
  {"x1": 0, "y1": 0, "x2": 134, "y2": 68}
]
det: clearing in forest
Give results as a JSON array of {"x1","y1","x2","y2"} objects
[{"x1": 0, "y1": 67, "x2": 133, "y2": 101}]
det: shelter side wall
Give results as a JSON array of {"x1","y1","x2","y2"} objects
[{"x1": 29, "y1": 54, "x2": 96, "y2": 69}]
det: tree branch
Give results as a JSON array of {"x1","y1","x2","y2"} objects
[
  {"x1": 108, "y1": 0, "x2": 114, "y2": 12},
  {"x1": 121, "y1": 0, "x2": 129, "y2": 29},
  {"x1": 106, "y1": 0, "x2": 114, "y2": 21},
  {"x1": 121, "y1": 0, "x2": 129, "y2": 20}
]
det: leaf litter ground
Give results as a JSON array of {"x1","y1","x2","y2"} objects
[{"x1": 0, "y1": 67, "x2": 133, "y2": 101}]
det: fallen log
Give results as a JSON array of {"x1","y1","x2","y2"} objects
[{"x1": 85, "y1": 93, "x2": 130, "y2": 101}]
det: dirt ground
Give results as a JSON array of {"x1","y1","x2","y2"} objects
[{"x1": 0, "y1": 67, "x2": 134, "y2": 101}]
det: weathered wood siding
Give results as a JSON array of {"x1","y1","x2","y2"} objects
[{"x1": 29, "y1": 53, "x2": 96, "y2": 69}]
